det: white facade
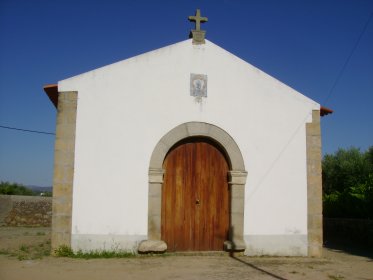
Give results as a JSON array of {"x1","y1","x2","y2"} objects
[{"x1": 58, "y1": 39, "x2": 320, "y2": 255}]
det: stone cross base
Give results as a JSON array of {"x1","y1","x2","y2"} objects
[{"x1": 190, "y1": 30, "x2": 206, "y2": 44}]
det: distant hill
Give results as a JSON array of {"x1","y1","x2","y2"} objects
[{"x1": 27, "y1": 185, "x2": 53, "y2": 193}]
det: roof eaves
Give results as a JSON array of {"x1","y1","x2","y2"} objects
[
  {"x1": 43, "y1": 84, "x2": 58, "y2": 109},
  {"x1": 320, "y1": 106, "x2": 333, "y2": 117}
]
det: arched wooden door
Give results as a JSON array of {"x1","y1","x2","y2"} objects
[{"x1": 161, "y1": 138, "x2": 229, "y2": 251}]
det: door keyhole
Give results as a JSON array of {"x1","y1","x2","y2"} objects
[{"x1": 196, "y1": 199, "x2": 200, "y2": 205}]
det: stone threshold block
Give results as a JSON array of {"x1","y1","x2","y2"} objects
[{"x1": 138, "y1": 240, "x2": 167, "y2": 254}]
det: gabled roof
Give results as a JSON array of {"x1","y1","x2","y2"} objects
[{"x1": 43, "y1": 39, "x2": 333, "y2": 117}]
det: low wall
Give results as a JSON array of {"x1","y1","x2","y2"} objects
[
  {"x1": 324, "y1": 218, "x2": 373, "y2": 248},
  {"x1": 0, "y1": 195, "x2": 52, "y2": 227}
]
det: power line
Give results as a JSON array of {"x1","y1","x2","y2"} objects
[
  {"x1": 0, "y1": 125, "x2": 55, "y2": 136},
  {"x1": 247, "y1": 12, "x2": 373, "y2": 202},
  {"x1": 324, "y1": 11, "x2": 373, "y2": 105}
]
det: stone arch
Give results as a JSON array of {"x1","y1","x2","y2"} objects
[{"x1": 146, "y1": 122, "x2": 247, "y2": 251}]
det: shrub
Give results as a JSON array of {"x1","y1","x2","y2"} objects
[{"x1": 0, "y1": 181, "x2": 35, "y2": 196}]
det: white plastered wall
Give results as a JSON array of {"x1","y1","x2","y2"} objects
[{"x1": 58, "y1": 39, "x2": 319, "y2": 255}]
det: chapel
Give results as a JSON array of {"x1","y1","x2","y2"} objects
[{"x1": 44, "y1": 9, "x2": 332, "y2": 256}]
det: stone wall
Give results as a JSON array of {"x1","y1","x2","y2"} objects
[{"x1": 0, "y1": 195, "x2": 52, "y2": 227}]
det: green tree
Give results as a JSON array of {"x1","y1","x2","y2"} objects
[{"x1": 322, "y1": 146, "x2": 373, "y2": 218}]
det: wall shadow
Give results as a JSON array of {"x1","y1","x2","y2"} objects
[
  {"x1": 323, "y1": 218, "x2": 373, "y2": 260},
  {"x1": 324, "y1": 242, "x2": 373, "y2": 260}
]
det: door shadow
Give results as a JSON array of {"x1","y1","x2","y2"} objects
[{"x1": 229, "y1": 253, "x2": 288, "y2": 280}]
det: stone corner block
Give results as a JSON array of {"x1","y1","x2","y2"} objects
[
  {"x1": 308, "y1": 245, "x2": 323, "y2": 258},
  {"x1": 138, "y1": 240, "x2": 167, "y2": 254},
  {"x1": 224, "y1": 239, "x2": 246, "y2": 251}
]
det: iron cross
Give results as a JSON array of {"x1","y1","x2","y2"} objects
[{"x1": 188, "y1": 9, "x2": 208, "y2": 31}]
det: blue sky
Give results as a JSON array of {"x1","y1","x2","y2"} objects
[{"x1": 0, "y1": 0, "x2": 372, "y2": 186}]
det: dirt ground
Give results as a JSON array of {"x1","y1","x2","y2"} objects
[{"x1": 0, "y1": 227, "x2": 372, "y2": 280}]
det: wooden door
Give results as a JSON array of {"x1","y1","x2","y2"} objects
[{"x1": 161, "y1": 138, "x2": 229, "y2": 251}]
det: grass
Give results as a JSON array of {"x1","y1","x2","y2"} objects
[
  {"x1": 19, "y1": 244, "x2": 29, "y2": 253},
  {"x1": 55, "y1": 245, "x2": 136, "y2": 259},
  {"x1": 328, "y1": 275, "x2": 345, "y2": 280},
  {"x1": 0, "y1": 242, "x2": 51, "y2": 261},
  {"x1": 0, "y1": 249, "x2": 10, "y2": 255},
  {"x1": 15, "y1": 242, "x2": 51, "y2": 260}
]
